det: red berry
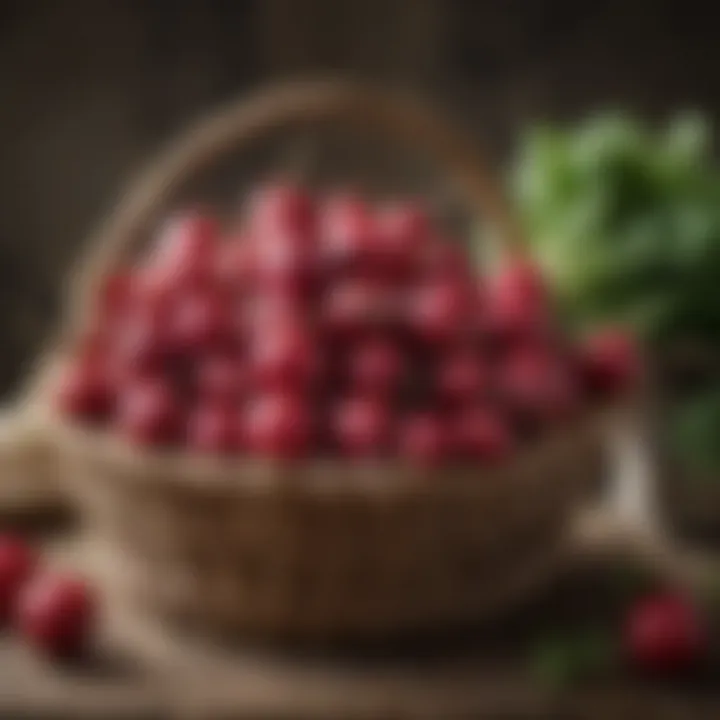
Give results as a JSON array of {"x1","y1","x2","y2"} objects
[
  {"x1": 253, "y1": 237, "x2": 315, "y2": 297},
  {"x1": 55, "y1": 358, "x2": 113, "y2": 422},
  {"x1": 502, "y1": 349, "x2": 579, "y2": 423},
  {"x1": 438, "y1": 352, "x2": 488, "y2": 402},
  {"x1": 187, "y1": 403, "x2": 243, "y2": 454},
  {"x1": 494, "y1": 255, "x2": 547, "y2": 308},
  {"x1": 375, "y1": 202, "x2": 429, "y2": 270},
  {"x1": 96, "y1": 270, "x2": 133, "y2": 320},
  {"x1": 116, "y1": 379, "x2": 181, "y2": 446},
  {"x1": 247, "y1": 183, "x2": 316, "y2": 247},
  {"x1": 399, "y1": 413, "x2": 449, "y2": 467},
  {"x1": 244, "y1": 294, "x2": 302, "y2": 332},
  {"x1": 245, "y1": 394, "x2": 313, "y2": 459},
  {"x1": 624, "y1": 593, "x2": 707, "y2": 675},
  {"x1": 0, "y1": 536, "x2": 36, "y2": 624},
  {"x1": 250, "y1": 324, "x2": 319, "y2": 391},
  {"x1": 420, "y1": 238, "x2": 471, "y2": 281},
  {"x1": 149, "y1": 210, "x2": 219, "y2": 287},
  {"x1": 322, "y1": 280, "x2": 386, "y2": 338},
  {"x1": 127, "y1": 267, "x2": 174, "y2": 318},
  {"x1": 455, "y1": 409, "x2": 511, "y2": 462},
  {"x1": 74, "y1": 326, "x2": 111, "y2": 364},
  {"x1": 114, "y1": 303, "x2": 172, "y2": 375},
  {"x1": 17, "y1": 573, "x2": 95, "y2": 659},
  {"x1": 216, "y1": 239, "x2": 256, "y2": 292},
  {"x1": 168, "y1": 291, "x2": 231, "y2": 354},
  {"x1": 333, "y1": 397, "x2": 392, "y2": 457},
  {"x1": 580, "y1": 328, "x2": 640, "y2": 396},
  {"x1": 156, "y1": 210, "x2": 218, "y2": 256},
  {"x1": 349, "y1": 339, "x2": 403, "y2": 396},
  {"x1": 197, "y1": 354, "x2": 247, "y2": 405},
  {"x1": 410, "y1": 279, "x2": 469, "y2": 344},
  {"x1": 320, "y1": 194, "x2": 377, "y2": 269},
  {"x1": 487, "y1": 256, "x2": 549, "y2": 337}
]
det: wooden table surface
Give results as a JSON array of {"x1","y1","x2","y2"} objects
[{"x1": 0, "y1": 506, "x2": 718, "y2": 720}]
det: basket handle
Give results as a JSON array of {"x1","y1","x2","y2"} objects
[{"x1": 67, "y1": 79, "x2": 523, "y2": 336}]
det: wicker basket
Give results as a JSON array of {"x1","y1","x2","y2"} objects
[
  {"x1": 0, "y1": 405, "x2": 63, "y2": 513},
  {"x1": 46, "y1": 80, "x2": 609, "y2": 642}
]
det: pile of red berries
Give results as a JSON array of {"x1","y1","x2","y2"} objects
[
  {"x1": 0, "y1": 535, "x2": 95, "y2": 659},
  {"x1": 56, "y1": 184, "x2": 638, "y2": 464}
]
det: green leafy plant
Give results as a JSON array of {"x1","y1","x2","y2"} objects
[
  {"x1": 530, "y1": 628, "x2": 616, "y2": 688},
  {"x1": 512, "y1": 112, "x2": 720, "y2": 352},
  {"x1": 513, "y1": 112, "x2": 720, "y2": 478},
  {"x1": 670, "y1": 387, "x2": 720, "y2": 475}
]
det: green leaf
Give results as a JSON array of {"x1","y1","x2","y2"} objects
[
  {"x1": 670, "y1": 389, "x2": 720, "y2": 475},
  {"x1": 532, "y1": 639, "x2": 577, "y2": 689},
  {"x1": 530, "y1": 630, "x2": 616, "y2": 688},
  {"x1": 662, "y1": 112, "x2": 711, "y2": 178},
  {"x1": 574, "y1": 630, "x2": 616, "y2": 672},
  {"x1": 511, "y1": 110, "x2": 720, "y2": 352}
]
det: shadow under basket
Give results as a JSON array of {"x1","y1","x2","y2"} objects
[{"x1": 45, "y1": 80, "x2": 611, "y2": 644}]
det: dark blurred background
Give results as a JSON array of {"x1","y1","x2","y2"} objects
[{"x1": 0, "y1": 0, "x2": 717, "y2": 394}]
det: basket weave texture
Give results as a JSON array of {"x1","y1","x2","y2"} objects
[
  {"x1": 58, "y1": 420, "x2": 604, "y2": 641},
  {"x1": 47, "y1": 80, "x2": 608, "y2": 641}
]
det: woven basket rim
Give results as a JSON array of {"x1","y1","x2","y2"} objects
[{"x1": 46, "y1": 405, "x2": 614, "y2": 497}]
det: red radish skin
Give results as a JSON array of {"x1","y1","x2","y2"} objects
[
  {"x1": 244, "y1": 294, "x2": 305, "y2": 338},
  {"x1": 155, "y1": 211, "x2": 218, "y2": 259},
  {"x1": 97, "y1": 270, "x2": 134, "y2": 321},
  {"x1": 17, "y1": 574, "x2": 95, "y2": 659},
  {"x1": 501, "y1": 349, "x2": 579, "y2": 424},
  {"x1": 375, "y1": 202, "x2": 429, "y2": 274},
  {"x1": 253, "y1": 238, "x2": 316, "y2": 298},
  {"x1": 322, "y1": 280, "x2": 386, "y2": 338},
  {"x1": 114, "y1": 303, "x2": 173, "y2": 375},
  {"x1": 73, "y1": 330, "x2": 110, "y2": 369},
  {"x1": 197, "y1": 355, "x2": 247, "y2": 405},
  {"x1": 333, "y1": 397, "x2": 392, "y2": 457},
  {"x1": 320, "y1": 194, "x2": 377, "y2": 270},
  {"x1": 420, "y1": 238, "x2": 470, "y2": 282},
  {"x1": 349, "y1": 339, "x2": 404, "y2": 397},
  {"x1": 129, "y1": 265, "x2": 178, "y2": 317},
  {"x1": 116, "y1": 379, "x2": 182, "y2": 447},
  {"x1": 399, "y1": 414, "x2": 449, "y2": 467},
  {"x1": 581, "y1": 328, "x2": 640, "y2": 397},
  {"x1": 150, "y1": 211, "x2": 219, "y2": 288},
  {"x1": 216, "y1": 240, "x2": 256, "y2": 291},
  {"x1": 487, "y1": 257, "x2": 549, "y2": 338},
  {"x1": 250, "y1": 324, "x2": 319, "y2": 391},
  {"x1": 246, "y1": 394, "x2": 313, "y2": 459},
  {"x1": 410, "y1": 280, "x2": 470, "y2": 345},
  {"x1": 438, "y1": 352, "x2": 488, "y2": 403},
  {"x1": 168, "y1": 291, "x2": 232, "y2": 355},
  {"x1": 455, "y1": 409, "x2": 512, "y2": 462},
  {"x1": 624, "y1": 593, "x2": 707, "y2": 676},
  {"x1": 55, "y1": 359, "x2": 114, "y2": 423},
  {"x1": 187, "y1": 404, "x2": 244, "y2": 455},
  {"x1": 493, "y1": 256, "x2": 547, "y2": 309},
  {"x1": 0, "y1": 536, "x2": 37, "y2": 625},
  {"x1": 248, "y1": 184, "x2": 316, "y2": 247}
]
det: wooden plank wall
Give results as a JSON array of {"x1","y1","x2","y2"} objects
[{"x1": 0, "y1": 0, "x2": 717, "y2": 394}]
